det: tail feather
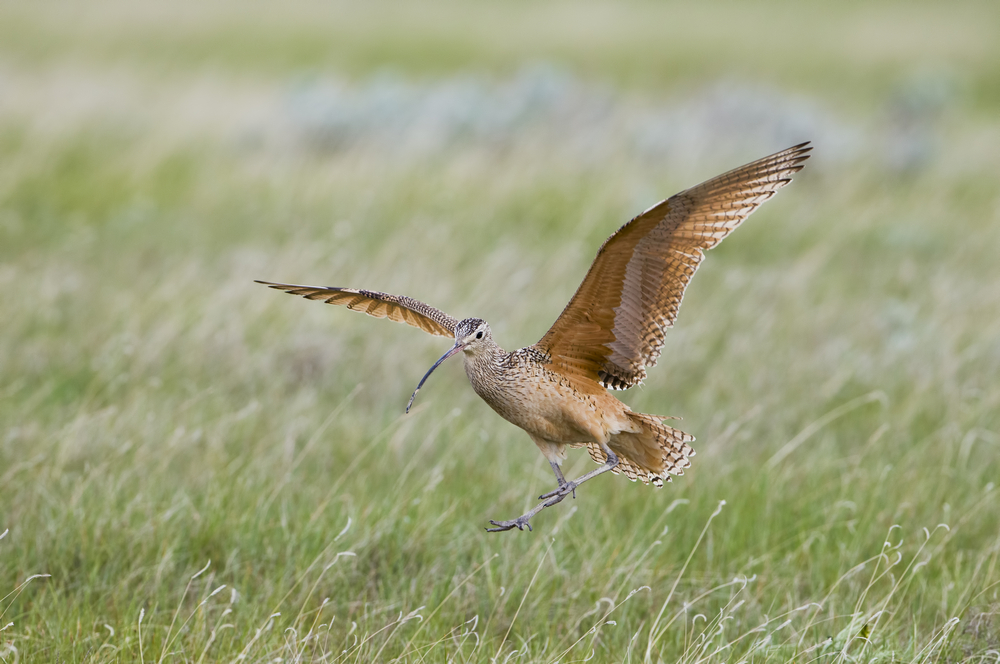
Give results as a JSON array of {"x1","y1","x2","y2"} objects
[{"x1": 586, "y1": 412, "x2": 695, "y2": 487}]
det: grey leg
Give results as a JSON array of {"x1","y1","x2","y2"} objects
[
  {"x1": 538, "y1": 445, "x2": 618, "y2": 501},
  {"x1": 550, "y1": 460, "x2": 567, "y2": 486},
  {"x1": 545, "y1": 460, "x2": 576, "y2": 499},
  {"x1": 487, "y1": 444, "x2": 619, "y2": 532}
]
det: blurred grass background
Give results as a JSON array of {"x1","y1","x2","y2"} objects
[{"x1": 1, "y1": 1, "x2": 999, "y2": 661}]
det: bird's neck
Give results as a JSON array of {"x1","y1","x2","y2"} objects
[
  {"x1": 461, "y1": 339, "x2": 506, "y2": 375},
  {"x1": 461, "y1": 340, "x2": 509, "y2": 402}
]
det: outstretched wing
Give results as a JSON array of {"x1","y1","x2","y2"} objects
[
  {"x1": 257, "y1": 281, "x2": 458, "y2": 338},
  {"x1": 535, "y1": 142, "x2": 811, "y2": 389}
]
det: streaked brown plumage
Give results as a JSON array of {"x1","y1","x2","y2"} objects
[{"x1": 258, "y1": 142, "x2": 811, "y2": 531}]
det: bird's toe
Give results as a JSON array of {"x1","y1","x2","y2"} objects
[
  {"x1": 486, "y1": 520, "x2": 512, "y2": 532},
  {"x1": 539, "y1": 482, "x2": 577, "y2": 501},
  {"x1": 486, "y1": 517, "x2": 533, "y2": 533}
]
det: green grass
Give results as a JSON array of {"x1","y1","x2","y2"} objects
[
  {"x1": 2, "y1": 1, "x2": 1000, "y2": 662},
  {"x1": 2, "y1": 0, "x2": 1000, "y2": 113}
]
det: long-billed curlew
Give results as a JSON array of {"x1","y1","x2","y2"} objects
[{"x1": 258, "y1": 142, "x2": 811, "y2": 532}]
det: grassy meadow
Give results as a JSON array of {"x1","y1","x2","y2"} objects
[{"x1": 2, "y1": 1, "x2": 1000, "y2": 661}]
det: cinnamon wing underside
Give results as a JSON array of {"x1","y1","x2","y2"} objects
[
  {"x1": 534, "y1": 142, "x2": 812, "y2": 389},
  {"x1": 256, "y1": 281, "x2": 458, "y2": 338}
]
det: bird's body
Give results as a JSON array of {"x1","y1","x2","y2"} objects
[
  {"x1": 461, "y1": 339, "x2": 691, "y2": 485},
  {"x1": 259, "y1": 142, "x2": 811, "y2": 531}
]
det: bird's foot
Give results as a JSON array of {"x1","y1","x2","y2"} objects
[
  {"x1": 486, "y1": 516, "x2": 533, "y2": 533},
  {"x1": 488, "y1": 485, "x2": 577, "y2": 533},
  {"x1": 539, "y1": 481, "x2": 577, "y2": 501}
]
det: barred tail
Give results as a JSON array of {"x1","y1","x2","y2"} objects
[{"x1": 586, "y1": 412, "x2": 696, "y2": 487}]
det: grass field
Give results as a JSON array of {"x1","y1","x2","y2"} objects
[{"x1": 2, "y1": 1, "x2": 999, "y2": 661}]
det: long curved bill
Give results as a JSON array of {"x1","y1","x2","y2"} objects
[{"x1": 406, "y1": 342, "x2": 464, "y2": 413}]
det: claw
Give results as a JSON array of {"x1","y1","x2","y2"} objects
[
  {"x1": 486, "y1": 518, "x2": 532, "y2": 533},
  {"x1": 539, "y1": 481, "x2": 577, "y2": 501}
]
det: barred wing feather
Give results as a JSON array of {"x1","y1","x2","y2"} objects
[
  {"x1": 534, "y1": 142, "x2": 811, "y2": 389},
  {"x1": 256, "y1": 281, "x2": 458, "y2": 338}
]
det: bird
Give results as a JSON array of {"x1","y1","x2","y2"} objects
[{"x1": 258, "y1": 142, "x2": 811, "y2": 532}]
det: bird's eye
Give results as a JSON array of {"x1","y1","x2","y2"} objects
[{"x1": 476, "y1": 331, "x2": 483, "y2": 339}]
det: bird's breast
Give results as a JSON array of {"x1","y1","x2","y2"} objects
[{"x1": 464, "y1": 351, "x2": 629, "y2": 444}]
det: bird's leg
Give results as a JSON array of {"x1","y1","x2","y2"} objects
[
  {"x1": 545, "y1": 460, "x2": 576, "y2": 499},
  {"x1": 487, "y1": 445, "x2": 619, "y2": 533},
  {"x1": 538, "y1": 444, "x2": 619, "y2": 500},
  {"x1": 486, "y1": 490, "x2": 569, "y2": 532}
]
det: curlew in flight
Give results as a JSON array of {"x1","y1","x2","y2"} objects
[{"x1": 258, "y1": 142, "x2": 811, "y2": 532}]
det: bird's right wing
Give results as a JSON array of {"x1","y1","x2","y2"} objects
[
  {"x1": 257, "y1": 281, "x2": 459, "y2": 338},
  {"x1": 534, "y1": 142, "x2": 811, "y2": 389}
]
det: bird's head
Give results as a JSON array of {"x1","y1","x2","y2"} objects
[
  {"x1": 406, "y1": 317, "x2": 492, "y2": 413},
  {"x1": 453, "y1": 317, "x2": 492, "y2": 355}
]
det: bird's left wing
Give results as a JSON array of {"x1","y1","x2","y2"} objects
[
  {"x1": 256, "y1": 281, "x2": 459, "y2": 338},
  {"x1": 534, "y1": 142, "x2": 811, "y2": 389}
]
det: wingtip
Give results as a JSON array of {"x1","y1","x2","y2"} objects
[
  {"x1": 789, "y1": 141, "x2": 813, "y2": 158},
  {"x1": 257, "y1": 279, "x2": 298, "y2": 287},
  {"x1": 774, "y1": 141, "x2": 813, "y2": 171},
  {"x1": 255, "y1": 280, "x2": 334, "y2": 293},
  {"x1": 255, "y1": 279, "x2": 295, "y2": 292}
]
